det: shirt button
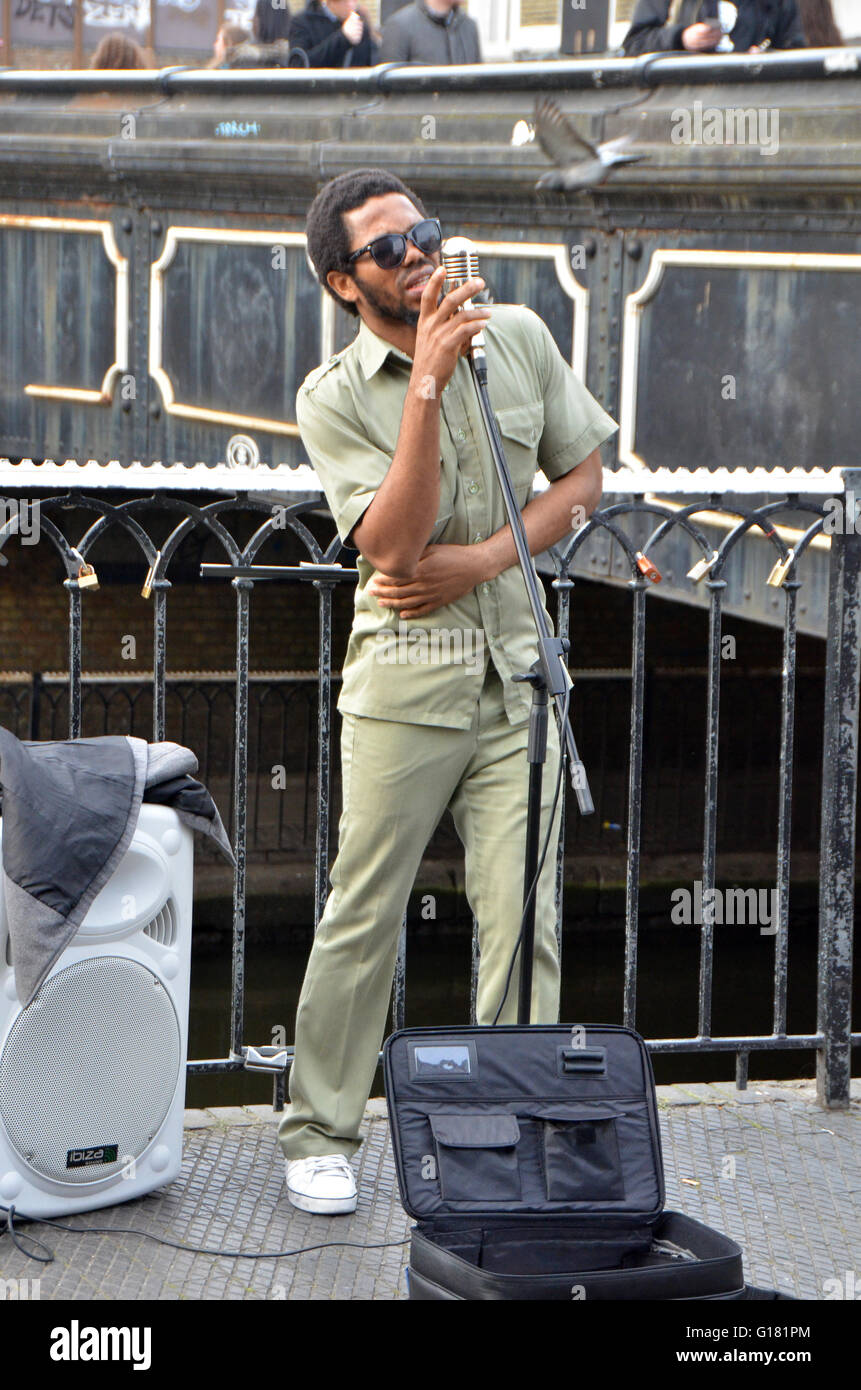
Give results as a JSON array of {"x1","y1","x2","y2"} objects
[
  {"x1": 474, "y1": 533, "x2": 483, "y2": 543},
  {"x1": 467, "y1": 481, "x2": 479, "y2": 495},
  {"x1": 456, "y1": 429, "x2": 466, "y2": 441},
  {"x1": 481, "y1": 582, "x2": 491, "y2": 594}
]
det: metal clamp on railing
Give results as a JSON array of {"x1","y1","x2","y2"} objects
[
  {"x1": 200, "y1": 562, "x2": 357, "y2": 584},
  {"x1": 242, "y1": 1044, "x2": 291, "y2": 1073}
]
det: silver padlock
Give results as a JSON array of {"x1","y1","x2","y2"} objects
[
  {"x1": 243, "y1": 1044, "x2": 289, "y2": 1073},
  {"x1": 687, "y1": 550, "x2": 719, "y2": 583}
]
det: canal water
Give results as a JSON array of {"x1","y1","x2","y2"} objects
[{"x1": 185, "y1": 910, "x2": 854, "y2": 1109}]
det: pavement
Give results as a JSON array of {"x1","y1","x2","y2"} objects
[{"x1": 1, "y1": 1080, "x2": 858, "y2": 1301}]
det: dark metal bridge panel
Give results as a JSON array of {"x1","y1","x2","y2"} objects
[{"x1": 0, "y1": 58, "x2": 860, "y2": 474}]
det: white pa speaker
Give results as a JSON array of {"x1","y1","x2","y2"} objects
[{"x1": 0, "y1": 803, "x2": 193, "y2": 1218}]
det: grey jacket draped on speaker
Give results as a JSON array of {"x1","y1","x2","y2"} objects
[{"x1": 0, "y1": 728, "x2": 233, "y2": 1007}]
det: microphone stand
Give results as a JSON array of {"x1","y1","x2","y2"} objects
[{"x1": 466, "y1": 344, "x2": 594, "y2": 1025}]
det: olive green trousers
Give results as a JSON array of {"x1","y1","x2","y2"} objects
[{"x1": 278, "y1": 664, "x2": 562, "y2": 1160}]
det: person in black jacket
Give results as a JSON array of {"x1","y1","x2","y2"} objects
[
  {"x1": 253, "y1": 0, "x2": 293, "y2": 43},
  {"x1": 622, "y1": 0, "x2": 806, "y2": 54},
  {"x1": 289, "y1": 0, "x2": 379, "y2": 66}
]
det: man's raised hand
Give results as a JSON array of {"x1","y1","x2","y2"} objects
[
  {"x1": 341, "y1": 10, "x2": 363, "y2": 43},
  {"x1": 412, "y1": 266, "x2": 491, "y2": 399},
  {"x1": 681, "y1": 22, "x2": 721, "y2": 51}
]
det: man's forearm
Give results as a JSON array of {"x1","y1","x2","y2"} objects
[
  {"x1": 350, "y1": 269, "x2": 491, "y2": 577},
  {"x1": 475, "y1": 451, "x2": 603, "y2": 583},
  {"x1": 351, "y1": 380, "x2": 442, "y2": 577}
]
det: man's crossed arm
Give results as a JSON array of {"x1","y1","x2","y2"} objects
[{"x1": 366, "y1": 447, "x2": 602, "y2": 618}]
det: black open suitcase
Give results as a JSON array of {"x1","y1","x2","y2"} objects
[{"x1": 383, "y1": 1024, "x2": 796, "y2": 1300}]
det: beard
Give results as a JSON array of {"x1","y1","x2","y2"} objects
[
  {"x1": 351, "y1": 259, "x2": 438, "y2": 327},
  {"x1": 351, "y1": 273, "x2": 420, "y2": 327}
]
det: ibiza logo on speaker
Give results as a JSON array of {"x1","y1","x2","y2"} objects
[{"x1": 66, "y1": 1144, "x2": 119, "y2": 1169}]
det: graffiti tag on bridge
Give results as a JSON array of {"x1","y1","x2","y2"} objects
[
  {"x1": 14, "y1": 0, "x2": 73, "y2": 30},
  {"x1": 82, "y1": 0, "x2": 149, "y2": 28}
]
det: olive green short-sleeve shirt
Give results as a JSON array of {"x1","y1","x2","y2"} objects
[{"x1": 296, "y1": 303, "x2": 618, "y2": 729}]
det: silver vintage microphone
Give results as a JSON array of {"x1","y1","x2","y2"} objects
[{"x1": 441, "y1": 235, "x2": 487, "y2": 377}]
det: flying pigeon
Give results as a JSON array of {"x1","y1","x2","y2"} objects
[{"x1": 533, "y1": 96, "x2": 645, "y2": 192}]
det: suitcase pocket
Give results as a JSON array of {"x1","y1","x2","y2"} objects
[
  {"x1": 429, "y1": 1113, "x2": 521, "y2": 1202},
  {"x1": 541, "y1": 1106, "x2": 626, "y2": 1202}
]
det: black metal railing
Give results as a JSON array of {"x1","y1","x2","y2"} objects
[
  {"x1": 0, "y1": 482, "x2": 857, "y2": 1108},
  {"x1": 0, "y1": 666, "x2": 826, "y2": 861}
]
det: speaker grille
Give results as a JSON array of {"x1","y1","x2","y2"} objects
[{"x1": 0, "y1": 956, "x2": 181, "y2": 1184}]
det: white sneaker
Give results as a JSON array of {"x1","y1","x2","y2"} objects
[{"x1": 285, "y1": 1155, "x2": 358, "y2": 1214}]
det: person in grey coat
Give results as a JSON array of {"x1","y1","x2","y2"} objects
[{"x1": 380, "y1": 0, "x2": 481, "y2": 64}]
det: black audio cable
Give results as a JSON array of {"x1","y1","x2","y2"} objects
[
  {"x1": 491, "y1": 684, "x2": 570, "y2": 1026},
  {"x1": 1, "y1": 1202, "x2": 409, "y2": 1267}
]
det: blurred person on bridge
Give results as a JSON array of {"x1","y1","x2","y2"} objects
[
  {"x1": 221, "y1": 0, "x2": 293, "y2": 64},
  {"x1": 622, "y1": 0, "x2": 807, "y2": 54},
  {"x1": 253, "y1": 0, "x2": 293, "y2": 42},
  {"x1": 380, "y1": 0, "x2": 481, "y2": 64},
  {"x1": 798, "y1": 0, "x2": 842, "y2": 44},
  {"x1": 289, "y1": 0, "x2": 379, "y2": 67},
  {"x1": 209, "y1": 22, "x2": 252, "y2": 66},
  {"x1": 90, "y1": 33, "x2": 149, "y2": 68}
]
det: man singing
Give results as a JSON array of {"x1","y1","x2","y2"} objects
[{"x1": 281, "y1": 168, "x2": 617, "y2": 1214}]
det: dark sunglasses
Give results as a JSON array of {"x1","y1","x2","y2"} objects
[{"x1": 347, "y1": 218, "x2": 442, "y2": 271}]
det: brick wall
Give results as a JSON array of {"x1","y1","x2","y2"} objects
[
  {"x1": 0, "y1": 503, "x2": 342, "y2": 675},
  {"x1": 0, "y1": 543, "x2": 328, "y2": 674},
  {"x1": 0, "y1": 528, "x2": 823, "y2": 677}
]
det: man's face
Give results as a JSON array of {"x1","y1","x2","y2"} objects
[{"x1": 338, "y1": 193, "x2": 440, "y2": 329}]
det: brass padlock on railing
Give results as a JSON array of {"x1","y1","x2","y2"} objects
[
  {"x1": 76, "y1": 562, "x2": 99, "y2": 591},
  {"x1": 766, "y1": 551, "x2": 794, "y2": 588},
  {"x1": 141, "y1": 550, "x2": 161, "y2": 600}
]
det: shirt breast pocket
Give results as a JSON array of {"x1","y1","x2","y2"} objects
[
  {"x1": 494, "y1": 400, "x2": 544, "y2": 504},
  {"x1": 427, "y1": 470, "x2": 454, "y2": 544}
]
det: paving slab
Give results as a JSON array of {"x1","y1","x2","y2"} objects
[{"x1": 0, "y1": 1084, "x2": 857, "y2": 1300}]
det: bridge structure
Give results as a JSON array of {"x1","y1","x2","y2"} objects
[
  {"x1": 1, "y1": 49, "x2": 860, "y2": 623},
  {"x1": 0, "y1": 50, "x2": 859, "y2": 1105}
]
